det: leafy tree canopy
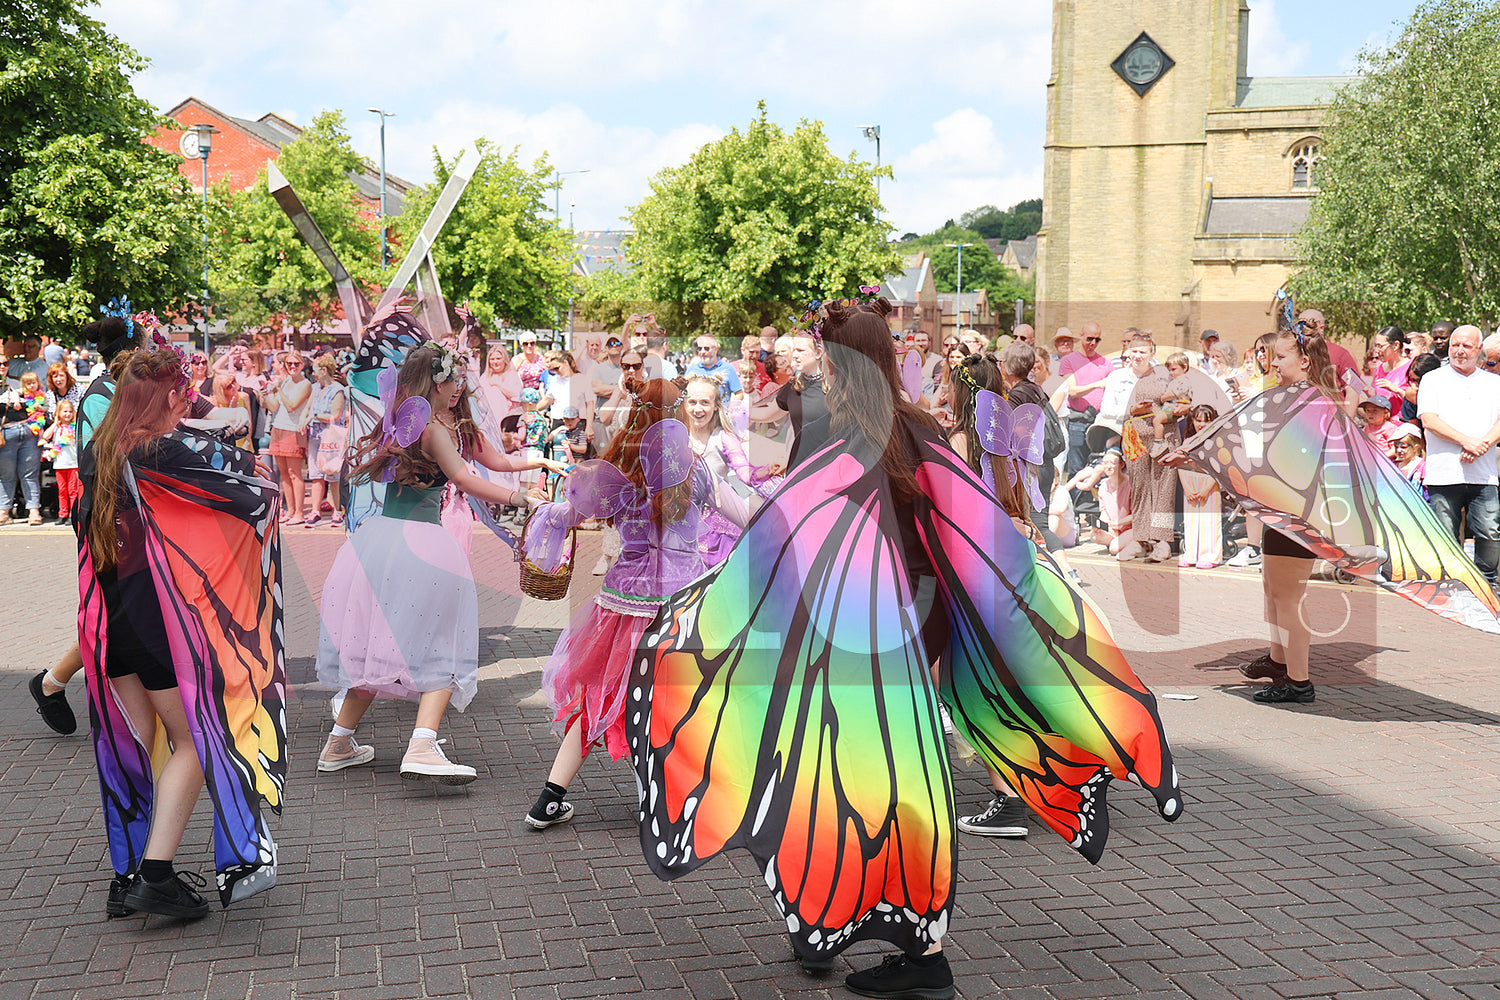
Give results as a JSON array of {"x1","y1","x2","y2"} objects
[
  {"x1": 209, "y1": 110, "x2": 382, "y2": 336},
  {"x1": 905, "y1": 224, "x2": 1034, "y2": 303},
  {"x1": 960, "y1": 199, "x2": 1043, "y2": 242},
  {"x1": 402, "y1": 141, "x2": 575, "y2": 333},
  {"x1": 0, "y1": 0, "x2": 201, "y2": 342},
  {"x1": 625, "y1": 102, "x2": 899, "y2": 337},
  {"x1": 1294, "y1": 0, "x2": 1500, "y2": 331}
]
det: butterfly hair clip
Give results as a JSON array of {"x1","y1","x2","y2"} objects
[
  {"x1": 101, "y1": 297, "x2": 136, "y2": 343},
  {"x1": 974, "y1": 389, "x2": 1048, "y2": 510},
  {"x1": 374, "y1": 366, "x2": 433, "y2": 482}
]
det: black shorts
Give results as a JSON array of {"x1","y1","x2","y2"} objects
[
  {"x1": 1262, "y1": 527, "x2": 1316, "y2": 560},
  {"x1": 98, "y1": 568, "x2": 179, "y2": 692}
]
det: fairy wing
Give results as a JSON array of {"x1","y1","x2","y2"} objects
[
  {"x1": 630, "y1": 435, "x2": 954, "y2": 962},
  {"x1": 900, "y1": 349, "x2": 923, "y2": 403},
  {"x1": 1183, "y1": 384, "x2": 1500, "y2": 633},
  {"x1": 345, "y1": 307, "x2": 430, "y2": 532},
  {"x1": 1009, "y1": 403, "x2": 1047, "y2": 466},
  {"x1": 641, "y1": 418, "x2": 692, "y2": 491}
]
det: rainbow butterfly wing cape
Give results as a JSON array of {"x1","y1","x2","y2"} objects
[
  {"x1": 628, "y1": 419, "x2": 1182, "y2": 962},
  {"x1": 1183, "y1": 384, "x2": 1500, "y2": 634},
  {"x1": 80, "y1": 431, "x2": 288, "y2": 906}
]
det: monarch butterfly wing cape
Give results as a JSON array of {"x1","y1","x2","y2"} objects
[
  {"x1": 80, "y1": 431, "x2": 288, "y2": 906},
  {"x1": 1182, "y1": 384, "x2": 1500, "y2": 634},
  {"x1": 908, "y1": 427, "x2": 1184, "y2": 864},
  {"x1": 630, "y1": 433, "x2": 956, "y2": 962},
  {"x1": 344, "y1": 307, "x2": 428, "y2": 532}
]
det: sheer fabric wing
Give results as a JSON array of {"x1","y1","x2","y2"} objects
[
  {"x1": 629, "y1": 440, "x2": 954, "y2": 962},
  {"x1": 345, "y1": 308, "x2": 428, "y2": 532},
  {"x1": 909, "y1": 429, "x2": 1184, "y2": 865},
  {"x1": 1183, "y1": 384, "x2": 1500, "y2": 633}
]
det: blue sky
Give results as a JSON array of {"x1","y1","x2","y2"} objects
[{"x1": 96, "y1": 0, "x2": 1418, "y2": 235}]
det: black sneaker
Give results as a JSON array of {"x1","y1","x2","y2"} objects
[
  {"x1": 525, "y1": 785, "x2": 574, "y2": 829},
  {"x1": 122, "y1": 870, "x2": 210, "y2": 920},
  {"x1": 957, "y1": 795, "x2": 1029, "y2": 837},
  {"x1": 105, "y1": 873, "x2": 138, "y2": 919},
  {"x1": 1238, "y1": 653, "x2": 1288, "y2": 682},
  {"x1": 29, "y1": 670, "x2": 77, "y2": 735},
  {"x1": 1253, "y1": 681, "x2": 1315, "y2": 704},
  {"x1": 845, "y1": 952, "x2": 955, "y2": 1000}
]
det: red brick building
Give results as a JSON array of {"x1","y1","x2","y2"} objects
[{"x1": 148, "y1": 97, "x2": 414, "y2": 212}]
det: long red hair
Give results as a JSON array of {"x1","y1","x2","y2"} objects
[
  {"x1": 600, "y1": 376, "x2": 692, "y2": 527},
  {"x1": 86, "y1": 350, "x2": 190, "y2": 570}
]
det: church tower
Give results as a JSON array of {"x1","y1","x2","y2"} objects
[{"x1": 1036, "y1": 0, "x2": 1249, "y2": 344}]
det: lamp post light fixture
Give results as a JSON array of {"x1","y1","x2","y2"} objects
[
  {"x1": 189, "y1": 123, "x2": 220, "y2": 355},
  {"x1": 945, "y1": 242, "x2": 973, "y2": 336},
  {"x1": 368, "y1": 108, "x2": 395, "y2": 267},
  {"x1": 860, "y1": 125, "x2": 881, "y2": 209},
  {"x1": 553, "y1": 168, "x2": 590, "y2": 220}
]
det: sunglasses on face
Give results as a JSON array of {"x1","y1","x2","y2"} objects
[
  {"x1": 606, "y1": 340, "x2": 622, "y2": 347},
  {"x1": 697, "y1": 347, "x2": 714, "y2": 354},
  {"x1": 1084, "y1": 337, "x2": 1101, "y2": 343},
  {"x1": 621, "y1": 362, "x2": 643, "y2": 371}
]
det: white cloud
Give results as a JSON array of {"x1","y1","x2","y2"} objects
[
  {"x1": 347, "y1": 101, "x2": 723, "y2": 232},
  {"x1": 885, "y1": 109, "x2": 1042, "y2": 234},
  {"x1": 1245, "y1": 0, "x2": 1312, "y2": 76}
]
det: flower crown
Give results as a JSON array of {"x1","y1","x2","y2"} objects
[{"x1": 422, "y1": 340, "x2": 470, "y2": 384}]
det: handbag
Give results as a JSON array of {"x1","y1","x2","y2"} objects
[{"x1": 315, "y1": 423, "x2": 348, "y2": 477}]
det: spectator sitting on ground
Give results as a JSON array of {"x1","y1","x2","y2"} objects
[{"x1": 1062, "y1": 449, "x2": 1135, "y2": 559}]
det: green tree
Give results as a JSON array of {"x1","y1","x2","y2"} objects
[
  {"x1": 626, "y1": 102, "x2": 899, "y2": 337},
  {"x1": 960, "y1": 199, "x2": 1043, "y2": 242},
  {"x1": 1293, "y1": 0, "x2": 1500, "y2": 331},
  {"x1": 210, "y1": 110, "x2": 382, "y2": 336},
  {"x1": 909, "y1": 224, "x2": 1031, "y2": 298},
  {"x1": 401, "y1": 142, "x2": 575, "y2": 332},
  {"x1": 0, "y1": 0, "x2": 201, "y2": 342}
]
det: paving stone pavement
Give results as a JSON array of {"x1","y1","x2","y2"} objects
[{"x1": 2, "y1": 523, "x2": 1499, "y2": 1000}]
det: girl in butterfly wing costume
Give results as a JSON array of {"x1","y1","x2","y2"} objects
[
  {"x1": 315, "y1": 344, "x2": 543, "y2": 784},
  {"x1": 520, "y1": 378, "x2": 753, "y2": 829},
  {"x1": 628, "y1": 299, "x2": 1184, "y2": 998}
]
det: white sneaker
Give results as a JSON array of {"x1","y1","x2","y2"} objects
[
  {"x1": 400, "y1": 736, "x2": 477, "y2": 785},
  {"x1": 1146, "y1": 542, "x2": 1171, "y2": 563},
  {"x1": 1116, "y1": 541, "x2": 1143, "y2": 562},
  {"x1": 1226, "y1": 545, "x2": 1261, "y2": 567},
  {"x1": 317, "y1": 734, "x2": 375, "y2": 772}
]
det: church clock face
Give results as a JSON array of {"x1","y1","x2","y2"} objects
[{"x1": 1112, "y1": 32, "x2": 1175, "y2": 97}]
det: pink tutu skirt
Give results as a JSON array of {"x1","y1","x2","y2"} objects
[
  {"x1": 542, "y1": 602, "x2": 653, "y2": 761},
  {"x1": 316, "y1": 514, "x2": 479, "y2": 709}
]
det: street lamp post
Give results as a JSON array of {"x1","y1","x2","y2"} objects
[
  {"x1": 945, "y1": 242, "x2": 973, "y2": 338},
  {"x1": 860, "y1": 125, "x2": 881, "y2": 209},
  {"x1": 553, "y1": 168, "x2": 590, "y2": 220},
  {"x1": 567, "y1": 201, "x2": 576, "y2": 342},
  {"x1": 190, "y1": 123, "x2": 219, "y2": 355},
  {"x1": 368, "y1": 108, "x2": 395, "y2": 267}
]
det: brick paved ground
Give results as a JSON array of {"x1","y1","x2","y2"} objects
[{"x1": 2, "y1": 522, "x2": 1499, "y2": 1000}]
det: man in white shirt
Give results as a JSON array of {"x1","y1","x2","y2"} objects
[{"x1": 1417, "y1": 324, "x2": 1500, "y2": 587}]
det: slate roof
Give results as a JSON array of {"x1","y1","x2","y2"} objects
[
  {"x1": 1202, "y1": 196, "x2": 1313, "y2": 235},
  {"x1": 1006, "y1": 235, "x2": 1038, "y2": 269},
  {"x1": 1235, "y1": 76, "x2": 1353, "y2": 108},
  {"x1": 881, "y1": 256, "x2": 931, "y2": 304}
]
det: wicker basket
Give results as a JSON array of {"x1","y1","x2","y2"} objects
[{"x1": 517, "y1": 477, "x2": 575, "y2": 601}]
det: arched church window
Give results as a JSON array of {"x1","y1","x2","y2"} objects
[{"x1": 1291, "y1": 141, "x2": 1321, "y2": 190}]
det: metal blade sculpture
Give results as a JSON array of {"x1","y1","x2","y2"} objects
[
  {"x1": 266, "y1": 161, "x2": 372, "y2": 337},
  {"x1": 375, "y1": 150, "x2": 475, "y2": 315}
]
